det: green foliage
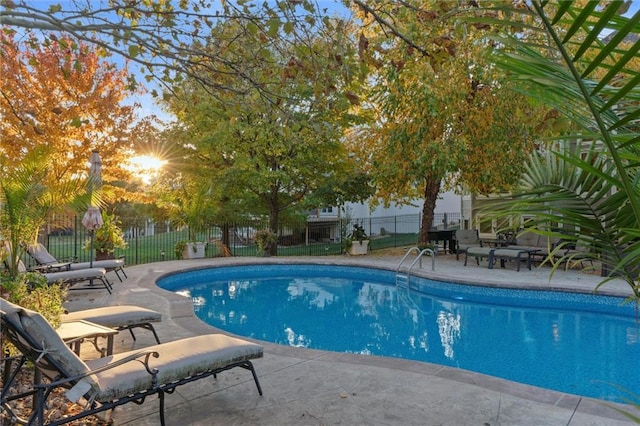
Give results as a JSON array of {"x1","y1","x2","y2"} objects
[
  {"x1": 0, "y1": 148, "x2": 89, "y2": 277},
  {"x1": 174, "y1": 240, "x2": 188, "y2": 259},
  {"x1": 1, "y1": 271, "x2": 67, "y2": 356},
  {"x1": 347, "y1": 1, "x2": 544, "y2": 245},
  {"x1": 84, "y1": 211, "x2": 127, "y2": 255},
  {"x1": 348, "y1": 224, "x2": 368, "y2": 243},
  {"x1": 343, "y1": 223, "x2": 369, "y2": 252},
  {"x1": 480, "y1": 1, "x2": 640, "y2": 295},
  {"x1": 255, "y1": 230, "x2": 278, "y2": 255},
  {"x1": 155, "y1": 178, "x2": 217, "y2": 242},
  {"x1": 161, "y1": 16, "x2": 370, "y2": 249},
  {"x1": 0, "y1": 1, "x2": 341, "y2": 98}
]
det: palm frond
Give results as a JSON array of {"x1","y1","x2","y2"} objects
[{"x1": 477, "y1": 1, "x2": 640, "y2": 291}]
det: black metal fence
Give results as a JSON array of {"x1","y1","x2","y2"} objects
[{"x1": 37, "y1": 212, "x2": 461, "y2": 267}]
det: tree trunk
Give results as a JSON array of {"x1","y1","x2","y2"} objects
[
  {"x1": 268, "y1": 198, "x2": 279, "y2": 257},
  {"x1": 419, "y1": 177, "x2": 441, "y2": 245},
  {"x1": 221, "y1": 223, "x2": 230, "y2": 251}
]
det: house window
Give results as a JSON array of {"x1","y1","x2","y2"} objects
[{"x1": 321, "y1": 207, "x2": 333, "y2": 213}]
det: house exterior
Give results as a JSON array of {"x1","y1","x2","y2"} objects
[{"x1": 307, "y1": 191, "x2": 462, "y2": 242}]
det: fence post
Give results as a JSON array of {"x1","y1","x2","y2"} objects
[
  {"x1": 394, "y1": 215, "x2": 397, "y2": 247},
  {"x1": 74, "y1": 215, "x2": 79, "y2": 261},
  {"x1": 134, "y1": 223, "x2": 139, "y2": 265}
]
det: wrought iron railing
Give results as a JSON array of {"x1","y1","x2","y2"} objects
[{"x1": 36, "y1": 213, "x2": 461, "y2": 267}]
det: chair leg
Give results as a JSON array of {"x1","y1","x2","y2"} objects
[
  {"x1": 120, "y1": 324, "x2": 161, "y2": 344},
  {"x1": 100, "y1": 278, "x2": 112, "y2": 294},
  {"x1": 158, "y1": 389, "x2": 166, "y2": 426},
  {"x1": 147, "y1": 324, "x2": 161, "y2": 344},
  {"x1": 34, "y1": 387, "x2": 46, "y2": 425},
  {"x1": 241, "y1": 361, "x2": 264, "y2": 396}
]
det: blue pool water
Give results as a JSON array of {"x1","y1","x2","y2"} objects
[{"x1": 157, "y1": 264, "x2": 640, "y2": 402}]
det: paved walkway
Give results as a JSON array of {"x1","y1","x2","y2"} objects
[{"x1": 63, "y1": 254, "x2": 638, "y2": 425}]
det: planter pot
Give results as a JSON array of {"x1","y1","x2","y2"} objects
[
  {"x1": 182, "y1": 242, "x2": 207, "y2": 259},
  {"x1": 95, "y1": 251, "x2": 115, "y2": 261},
  {"x1": 349, "y1": 240, "x2": 369, "y2": 255}
]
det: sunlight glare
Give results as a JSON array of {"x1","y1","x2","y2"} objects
[{"x1": 127, "y1": 154, "x2": 167, "y2": 184}]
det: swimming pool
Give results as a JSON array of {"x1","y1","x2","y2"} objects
[{"x1": 157, "y1": 264, "x2": 640, "y2": 403}]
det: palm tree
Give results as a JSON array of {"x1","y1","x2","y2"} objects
[
  {"x1": 0, "y1": 148, "x2": 90, "y2": 277},
  {"x1": 479, "y1": 1, "x2": 640, "y2": 297}
]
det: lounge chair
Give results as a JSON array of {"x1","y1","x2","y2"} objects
[
  {"x1": 553, "y1": 243, "x2": 593, "y2": 268},
  {"x1": 62, "y1": 305, "x2": 162, "y2": 345},
  {"x1": 464, "y1": 246, "x2": 494, "y2": 267},
  {"x1": 17, "y1": 259, "x2": 113, "y2": 294},
  {"x1": 43, "y1": 268, "x2": 112, "y2": 293},
  {"x1": 454, "y1": 229, "x2": 480, "y2": 261},
  {"x1": 506, "y1": 231, "x2": 561, "y2": 263},
  {"x1": 3, "y1": 242, "x2": 112, "y2": 293},
  {"x1": 491, "y1": 248, "x2": 532, "y2": 271},
  {"x1": 26, "y1": 243, "x2": 127, "y2": 282},
  {"x1": 0, "y1": 298, "x2": 263, "y2": 426}
]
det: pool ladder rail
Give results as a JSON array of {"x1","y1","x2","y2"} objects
[{"x1": 396, "y1": 246, "x2": 436, "y2": 287}]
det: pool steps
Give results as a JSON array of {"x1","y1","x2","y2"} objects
[{"x1": 396, "y1": 246, "x2": 436, "y2": 287}]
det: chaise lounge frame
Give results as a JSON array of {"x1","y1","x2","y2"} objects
[
  {"x1": 26, "y1": 242, "x2": 128, "y2": 282},
  {"x1": 62, "y1": 305, "x2": 162, "y2": 345},
  {"x1": 1, "y1": 300, "x2": 263, "y2": 426}
]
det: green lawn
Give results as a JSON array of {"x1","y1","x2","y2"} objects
[{"x1": 41, "y1": 231, "x2": 420, "y2": 266}]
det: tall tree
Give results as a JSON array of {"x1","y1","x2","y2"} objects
[
  {"x1": 0, "y1": 31, "x2": 142, "y2": 202},
  {"x1": 161, "y1": 18, "x2": 372, "y2": 254},
  {"x1": 347, "y1": 0, "x2": 543, "y2": 244}
]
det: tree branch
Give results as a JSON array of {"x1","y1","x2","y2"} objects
[{"x1": 351, "y1": 0, "x2": 431, "y2": 58}]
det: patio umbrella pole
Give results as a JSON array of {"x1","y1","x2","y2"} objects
[
  {"x1": 89, "y1": 229, "x2": 94, "y2": 268},
  {"x1": 82, "y1": 151, "x2": 103, "y2": 270}
]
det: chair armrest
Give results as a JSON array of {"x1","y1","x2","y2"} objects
[{"x1": 38, "y1": 349, "x2": 160, "y2": 389}]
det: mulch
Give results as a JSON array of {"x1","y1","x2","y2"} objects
[{"x1": 1, "y1": 359, "x2": 108, "y2": 425}]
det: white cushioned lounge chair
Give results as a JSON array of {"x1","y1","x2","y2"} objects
[
  {"x1": 62, "y1": 305, "x2": 162, "y2": 344},
  {"x1": 27, "y1": 243, "x2": 127, "y2": 282},
  {"x1": 3, "y1": 241, "x2": 112, "y2": 294},
  {"x1": 0, "y1": 298, "x2": 263, "y2": 426},
  {"x1": 17, "y1": 259, "x2": 112, "y2": 294}
]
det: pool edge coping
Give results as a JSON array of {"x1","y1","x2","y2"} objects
[{"x1": 142, "y1": 256, "x2": 636, "y2": 422}]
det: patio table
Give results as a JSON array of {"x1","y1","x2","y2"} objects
[{"x1": 57, "y1": 319, "x2": 118, "y2": 357}]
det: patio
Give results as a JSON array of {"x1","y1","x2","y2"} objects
[{"x1": 61, "y1": 254, "x2": 636, "y2": 425}]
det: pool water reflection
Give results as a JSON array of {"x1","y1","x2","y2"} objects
[{"x1": 158, "y1": 264, "x2": 640, "y2": 402}]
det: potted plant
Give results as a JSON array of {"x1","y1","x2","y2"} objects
[
  {"x1": 85, "y1": 211, "x2": 127, "y2": 260},
  {"x1": 161, "y1": 182, "x2": 212, "y2": 259},
  {"x1": 175, "y1": 239, "x2": 207, "y2": 260},
  {"x1": 255, "y1": 229, "x2": 278, "y2": 257},
  {"x1": 347, "y1": 224, "x2": 369, "y2": 255}
]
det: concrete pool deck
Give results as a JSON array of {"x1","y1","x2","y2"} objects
[{"x1": 63, "y1": 254, "x2": 639, "y2": 425}]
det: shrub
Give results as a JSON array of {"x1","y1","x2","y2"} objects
[{"x1": 1, "y1": 271, "x2": 67, "y2": 356}]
